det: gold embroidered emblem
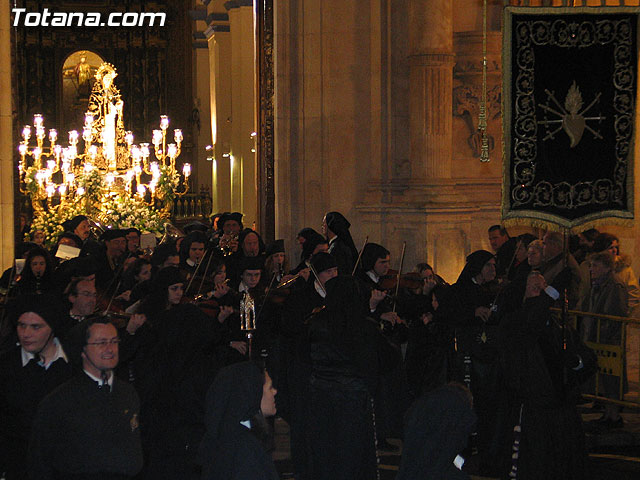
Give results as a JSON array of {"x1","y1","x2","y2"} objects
[{"x1": 538, "y1": 80, "x2": 605, "y2": 148}]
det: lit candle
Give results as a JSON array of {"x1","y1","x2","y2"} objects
[
  {"x1": 140, "y1": 143, "x2": 150, "y2": 158},
  {"x1": 77, "y1": 187, "x2": 86, "y2": 195},
  {"x1": 167, "y1": 143, "x2": 177, "y2": 159},
  {"x1": 84, "y1": 113, "x2": 94, "y2": 127},
  {"x1": 125, "y1": 131, "x2": 134, "y2": 145},
  {"x1": 18, "y1": 144, "x2": 27, "y2": 155},
  {"x1": 182, "y1": 163, "x2": 191, "y2": 177},
  {"x1": 152, "y1": 130, "x2": 162, "y2": 146},
  {"x1": 137, "y1": 184, "x2": 146, "y2": 196},
  {"x1": 49, "y1": 129, "x2": 57, "y2": 143},
  {"x1": 68, "y1": 130, "x2": 79, "y2": 145},
  {"x1": 174, "y1": 129, "x2": 183, "y2": 143},
  {"x1": 160, "y1": 115, "x2": 169, "y2": 131},
  {"x1": 22, "y1": 125, "x2": 31, "y2": 140},
  {"x1": 33, "y1": 114, "x2": 43, "y2": 128}
]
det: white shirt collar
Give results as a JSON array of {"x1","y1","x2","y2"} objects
[
  {"x1": 83, "y1": 369, "x2": 114, "y2": 387},
  {"x1": 240, "y1": 420, "x2": 251, "y2": 429},
  {"x1": 314, "y1": 280, "x2": 326, "y2": 298},
  {"x1": 21, "y1": 337, "x2": 68, "y2": 369},
  {"x1": 366, "y1": 270, "x2": 380, "y2": 284},
  {"x1": 239, "y1": 281, "x2": 249, "y2": 293},
  {"x1": 186, "y1": 258, "x2": 197, "y2": 267}
]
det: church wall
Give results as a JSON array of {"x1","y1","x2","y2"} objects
[
  {"x1": 0, "y1": 1, "x2": 14, "y2": 269},
  {"x1": 273, "y1": 0, "x2": 640, "y2": 283}
]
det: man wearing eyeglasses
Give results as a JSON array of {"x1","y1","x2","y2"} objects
[
  {"x1": 29, "y1": 317, "x2": 143, "y2": 480},
  {"x1": 67, "y1": 277, "x2": 97, "y2": 323}
]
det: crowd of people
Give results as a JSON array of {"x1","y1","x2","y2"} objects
[{"x1": 0, "y1": 211, "x2": 634, "y2": 480}]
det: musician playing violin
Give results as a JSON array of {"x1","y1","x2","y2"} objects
[
  {"x1": 356, "y1": 243, "x2": 405, "y2": 331},
  {"x1": 94, "y1": 229, "x2": 127, "y2": 297},
  {"x1": 179, "y1": 231, "x2": 207, "y2": 277},
  {"x1": 355, "y1": 242, "x2": 409, "y2": 452}
]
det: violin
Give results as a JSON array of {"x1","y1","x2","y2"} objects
[{"x1": 377, "y1": 269, "x2": 423, "y2": 292}]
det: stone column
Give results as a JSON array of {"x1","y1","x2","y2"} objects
[
  {"x1": 408, "y1": 0, "x2": 454, "y2": 179},
  {"x1": 0, "y1": 0, "x2": 14, "y2": 269},
  {"x1": 227, "y1": 1, "x2": 257, "y2": 227},
  {"x1": 206, "y1": 24, "x2": 232, "y2": 214}
]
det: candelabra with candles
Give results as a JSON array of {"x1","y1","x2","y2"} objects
[
  {"x1": 18, "y1": 63, "x2": 191, "y2": 222},
  {"x1": 239, "y1": 292, "x2": 256, "y2": 357}
]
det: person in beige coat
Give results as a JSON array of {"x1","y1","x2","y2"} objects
[{"x1": 578, "y1": 251, "x2": 628, "y2": 428}]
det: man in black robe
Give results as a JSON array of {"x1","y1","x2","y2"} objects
[
  {"x1": 355, "y1": 242, "x2": 408, "y2": 450},
  {"x1": 29, "y1": 317, "x2": 143, "y2": 480},
  {"x1": 0, "y1": 294, "x2": 72, "y2": 480},
  {"x1": 498, "y1": 271, "x2": 596, "y2": 479},
  {"x1": 94, "y1": 229, "x2": 129, "y2": 299}
]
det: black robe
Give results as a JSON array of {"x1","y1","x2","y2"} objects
[
  {"x1": 437, "y1": 276, "x2": 502, "y2": 474},
  {"x1": 307, "y1": 276, "x2": 396, "y2": 480},
  {"x1": 279, "y1": 279, "x2": 325, "y2": 479},
  {"x1": 199, "y1": 362, "x2": 278, "y2": 480},
  {"x1": 328, "y1": 237, "x2": 356, "y2": 276},
  {"x1": 397, "y1": 385, "x2": 477, "y2": 480},
  {"x1": 498, "y1": 293, "x2": 596, "y2": 480},
  {"x1": 0, "y1": 347, "x2": 72, "y2": 480},
  {"x1": 28, "y1": 373, "x2": 143, "y2": 480}
]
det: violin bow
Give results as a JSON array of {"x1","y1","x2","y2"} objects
[
  {"x1": 392, "y1": 242, "x2": 407, "y2": 313},
  {"x1": 185, "y1": 245, "x2": 214, "y2": 296},
  {"x1": 351, "y1": 236, "x2": 369, "y2": 276},
  {"x1": 99, "y1": 250, "x2": 133, "y2": 315},
  {"x1": 309, "y1": 262, "x2": 327, "y2": 297},
  {"x1": 195, "y1": 248, "x2": 217, "y2": 298},
  {"x1": 253, "y1": 268, "x2": 280, "y2": 329}
]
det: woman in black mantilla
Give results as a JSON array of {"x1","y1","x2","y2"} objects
[
  {"x1": 14, "y1": 246, "x2": 57, "y2": 296},
  {"x1": 436, "y1": 250, "x2": 502, "y2": 476},
  {"x1": 199, "y1": 361, "x2": 279, "y2": 480},
  {"x1": 322, "y1": 212, "x2": 358, "y2": 275},
  {"x1": 398, "y1": 383, "x2": 477, "y2": 480},
  {"x1": 307, "y1": 275, "x2": 397, "y2": 480}
]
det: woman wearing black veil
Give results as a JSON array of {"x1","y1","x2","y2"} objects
[
  {"x1": 307, "y1": 275, "x2": 397, "y2": 480},
  {"x1": 199, "y1": 361, "x2": 279, "y2": 480},
  {"x1": 398, "y1": 383, "x2": 476, "y2": 479},
  {"x1": 322, "y1": 212, "x2": 358, "y2": 275}
]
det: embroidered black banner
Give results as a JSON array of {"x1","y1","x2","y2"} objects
[{"x1": 503, "y1": 8, "x2": 637, "y2": 230}]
